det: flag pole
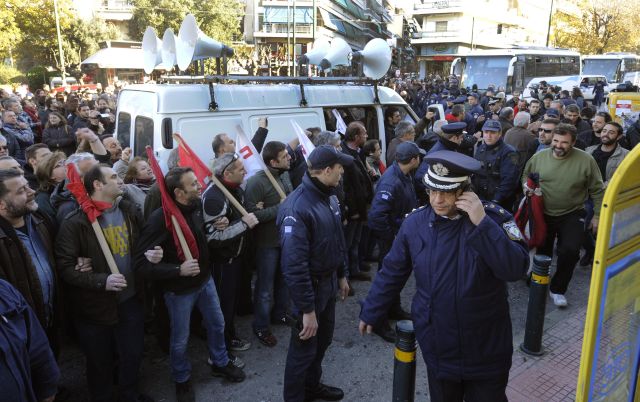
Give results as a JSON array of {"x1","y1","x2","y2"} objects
[
  {"x1": 91, "y1": 221, "x2": 121, "y2": 275},
  {"x1": 171, "y1": 215, "x2": 194, "y2": 261},
  {"x1": 235, "y1": 125, "x2": 287, "y2": 200}
]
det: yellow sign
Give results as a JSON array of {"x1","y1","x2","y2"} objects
[{"x1": 576, "y1": 145, "x2": 640, "y2": 402}]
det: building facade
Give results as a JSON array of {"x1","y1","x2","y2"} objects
[{"x1": 72, "y1": 0, "x2": 134, "y2": 38}]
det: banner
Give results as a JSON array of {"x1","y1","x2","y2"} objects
[
  {"x1": 332, "y1": 109, "x2": 347, "y2": 135},
  {"x1": 291, "y1": 120, "x2": 315, "y2": 162},
  {"x1": 235, "y1": 125, "x2": 266, "y2": 180}
]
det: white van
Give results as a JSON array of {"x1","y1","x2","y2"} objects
[
  {"x1": 522, "y1": 75, "x2": 610, "y2": 103},
  {"x1": 115, "y1": 80, "x2": 442, "y2": 169}
]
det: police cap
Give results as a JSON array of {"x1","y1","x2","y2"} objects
[
  {"x1": 395, "y1": 142, "x2": 426, "y2": 162},
  {"x1": 453, "y1": 96, "x2": 466, "y2": 104},
  {"x1": 468, "y1": 92, "x2": 479, "y2": 99},
  {"x1": 308, "y1": 145, "x2": 354, "y2": 169},
  {"x1": 545, "y1": 108, "x2": 559, "y2": 118},
  {"x1": 482, "y1": 120, "x2": 502, "y2": 132},
  {"x1": 441, "y1": 122, "x2": 467, "y2": 136},
  {"x1": 423, "y1": 150, "x2": 482, "y2": 192}
]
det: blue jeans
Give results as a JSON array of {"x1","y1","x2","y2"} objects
[
  {"x1": 164, "y1": 278, "x2": 229, "y2": 383},
  {"x1": 344, "y1": 220, "x2": 363, "y2": 277},
  {"x1": 252, "y1": 247, "x2": 290, "y2": 332},
  {"x1": 74, "y1": 297, "x2": 144, "y2": 402}
]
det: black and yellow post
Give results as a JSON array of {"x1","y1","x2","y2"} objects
[
  {"x1": 392, "y1": 320, "x2": 416, "y2": 402},
  {"x1": 520, "y1": 254, "x2": 552, "y2": 356}
]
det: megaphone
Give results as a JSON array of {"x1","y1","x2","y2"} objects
[
  {"x1": 176, "y1": 14, "x2": 235, "y2": 71},
  {"x1": 351, "y1": 38, "x2": 392, "y2": 80},
  {"x1": 299, "y1": 39, "x2": 331, "y2": 65},
  {"x1": 161, "y1": 28, "x2": 177, "y2": 68},
  {"x1": 319, "y1": 38, "x2": 351, "y2": 70},
  {"x1": 142, "y1": 27, "x2": 162, "y2": 74}
]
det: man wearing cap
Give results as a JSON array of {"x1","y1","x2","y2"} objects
[
  {"x1": 367, "y1": 142, "x2": 422, "y2": 342},
  {"x1": 277, "y1": 145, "x2": 351, "y2": 402},
  {"x1": 464, "y1": 93, "x2": 484, "y2": 134},
  {"x1": 528, "y1": 108, "x2": 560, "y2": 137},
  {"x1": 360, "y1": 150, "x2": 529, "y2": 402}
]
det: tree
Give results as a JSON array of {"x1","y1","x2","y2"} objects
[
  {"x1": 552, "y1": 0, "x2": 640, "y2": 54},
  {"x1": 129, "y1": 0, "x2": 243, "y2": 45},
  {"x1": 0, "y1": 2, "x2": 21, "y2": 63}
]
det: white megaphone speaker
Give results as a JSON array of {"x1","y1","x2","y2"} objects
[
  {"x1": 176, "y1": 14, "x2": 234, "y2": 71},
  {"x1": 161, "y1": 28, "x2": 177, "y2": 68},
  {"x1": 319, "y1": 38, "x2": 351, "y2": 70},
  {"x1": 351, "y1": 38, "x2": 392, "y2": 80},
  {"x1": 299, "y1": 39, "x2": 331, "y2": 66},
  {"x1": 142, "y1": 27, "x2": 163, "y2": 74}
]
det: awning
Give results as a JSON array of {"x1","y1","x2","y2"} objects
[
  {"x1": 319, "y1": 8, "x2": 358, "y2": 39},
  {"x1": 264, "y1": 7, "x2": 313, "y2": 24},
  {"x1": 81, "y1": 47, "x2": 145, "y2": 70}
]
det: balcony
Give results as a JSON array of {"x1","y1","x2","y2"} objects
[
  {"x1": 254, "y1": 23, "x2": 314, "y2": 38},
  {"x1": 413, "y1": 0, "x2": 464, "y2": 15},
  {"x1": 96, "y1": 0, "x2": 133, "y2": 20},
  {"x1": 411, "y1": 30, "x2": 466, "y2": 45}
]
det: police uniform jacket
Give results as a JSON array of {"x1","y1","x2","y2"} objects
[
  {"x1": 368, "y1": 162, "x2": 417, "y2": 240},
  {"x1": 277, "y1": 173, "x2": 347, "y2": 315},
  {"x1": 473, "y1": 138, "x2": 520, "y2": 205},
  {"x1": 360, "y1": 205, "x2": 529, "y2": 380}
]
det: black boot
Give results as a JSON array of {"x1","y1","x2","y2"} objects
[{"x1": 305, "y1": 383, "x2": 345, "y2": 401}]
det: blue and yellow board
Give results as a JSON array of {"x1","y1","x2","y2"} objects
[{"x1": 577, "y1": 145, "x2": 640, "y2": 402}]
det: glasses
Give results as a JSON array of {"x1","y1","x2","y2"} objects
[
  {"x1": 222, "y1": 153, "x2": 240, "y2": 174},
  {"x1": 538, "y1": 128, "x2": 553, "y2": 133}
]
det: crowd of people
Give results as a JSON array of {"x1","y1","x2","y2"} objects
[{"x1": 0, "y1": 71, "x2": 637, "y2": 402}]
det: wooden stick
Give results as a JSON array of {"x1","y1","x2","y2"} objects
[
  {"x1": 171, "y1": 215, "x2": 194, "y2": 261},
  {"x1": 90, "y1": 221, "x2": 120, "y2": 275},
  {"x1": 209, "y1": 174, "x2": 250, "y2": 216},
  {"x1": 263, "y1": 167, "x2": 287, "y2": 200}
]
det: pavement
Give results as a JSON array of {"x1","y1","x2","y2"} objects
[{"x1": 57, "y1": 256, "x2": 594, "y2": 401}]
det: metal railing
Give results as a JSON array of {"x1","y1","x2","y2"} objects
[
  {"x1": 99, "y1": 0, "x2": 133, "y2": 10},
  {"x1": 414, "y1": 0, "x2": 463, "y2": 10},
  {"x1": 412, "y1": 31, "x2": 460, "y2": 39},
  {"x1": 259, "y1": 23, "x2": 313, "y2": 34}
]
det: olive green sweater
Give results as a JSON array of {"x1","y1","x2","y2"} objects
[{"x1": 522, "y1": 148, "x2": 605, "y2": 217}]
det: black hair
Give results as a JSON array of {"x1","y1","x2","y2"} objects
[
  {"x1": 262, "y1": 141, "x2": 286, "y2": 166},
  {"x1": 83, "y1": 163, "x2": 110, "y2": 196},
  {"x1": 595, "y1": 111, "x2": 612, "y2": 123},
  {"x1": 165, "y1": 167, "x2": 194, "y2": 201},
  {"x1": 604, "y1": 121, "x2": 624, "y2": 136},
  {"x1": 0, "y1": 169, "x2": 23, "y2": 199},
  {"x1": 362, "y1": 139, "x2": 380, "y2": 156},
  {"x1": 553, "y1": 123, "x2": 578, "y2": 142}
]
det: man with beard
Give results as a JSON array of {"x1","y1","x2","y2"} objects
[
  {"x1": 102, "y1": 137, "x2": 123, "y2": 166},
  {"x1": 562, "y1": 104, "x2": 591, "y2": 148},
  {"x1": 577, "y1": 111, "x2": 611, "y2": 149},
  {"x1": 585, "y1": 122, "x2": 629, "y2": 187},
  {"x1": 522, "y1": 124, "x2": 604, "y2": 307}
]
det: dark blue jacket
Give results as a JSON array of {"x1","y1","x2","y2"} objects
[
  {"x1": 277, "y1": 173, "x2": 347, "y2": 314},
  {"x1": 0, "y1": 279, "x2": 59, "y2": 402},
  {"x1": 368, "y1": 162, "x2": 417, "y2": 240},
  {"x1": 472, "y1": 138, "x2": 520, "y2": 205},
  {"x1": 360, "y1": 205, "x2": 529, "y2": 380}
]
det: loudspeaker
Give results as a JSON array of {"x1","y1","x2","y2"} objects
[
  {"x1": 299, "y1": 39, "x2": 331, "y2": 65},
  {"x1": 176, "y1": 14, "x2": 235, "y2": 71},
  {"x1": 351, "y1": 38, "x2": 392, "y2": 80},
  {"x1": 319, "y1": 38, "x2": 351, "y2": 70},
  {"x1": 161, "y1": 28, "x2": 177, "y2": 68},
  {"x1": 142, "y1": 27, "x2": 162, "y2": 74}
]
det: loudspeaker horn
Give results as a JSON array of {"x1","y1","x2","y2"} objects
[
  {"x1": 142, "y1": 27, "x2": 162, "y2": 74},
  {"x1": 161, "y1": 28, "x2": 177, "y2": 68},
  {"x1": 351, "y1": 38, "x2": 392, "y2": 80},
  {"x1": 176, "y1": 14, "x2": 234, "y2": 71},
  {"x1": 299, "y1": 39, "x2": 331, "y2": 65},
  {"x1": 319, "y1": 38, "x2": 351, "y2": 70}
]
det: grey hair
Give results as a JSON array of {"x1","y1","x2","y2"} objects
[
  {"x1": 313, "y1": 130, "x2": 341, "y2": 147},
  {"x1": 394, "y1": 121, "x2": 415, "y2": 138},
  {"x1": 0, "y1": 134, "x2": 6, "y2": 143},
  {"x1": 211, "y1": 152, "x2": 236, "y2": 177},
  {"x1": 499, "y1": 107, "x2": 514, "y2": 120},
  {"x1": 433, "y1": 120, "x2": 445, "y2": 135},
  {"x1": 513, "y1": 112, "x2": 531, "y2": 128}
]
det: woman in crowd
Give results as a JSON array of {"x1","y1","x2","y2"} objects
[
  {"x1": 42, "y1": 112, "x2": 76, "y2": 156},
  {"x1": 124, "y1": 157, "x2": 155, "y2": 193},
  {"x1": 363, "y1": 139, "x2": 385, "y2": 188},
  {"x1": 572, "y1": 87, "x2": 585, "y2": 109},
  {"x1": 35, "y1": 151, "x2": 66, "y2": 224}
]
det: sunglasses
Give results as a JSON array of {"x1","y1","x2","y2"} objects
[
  {"x1": 538, "y1": 128, "x2": 553, "y2": 133},
  {"x1": 222, "y1": 153, "x2": 240, "y2": 173}
]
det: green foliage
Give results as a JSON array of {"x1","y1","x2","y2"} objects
[
  {"x1": 25, "y1": 66, "x2": 53, "y2": 91},
  {"x1": 0, "y1": 2, "x2": 21, "y2": 58},
  {"x1": 129, "y1": 0, "x2": 243, "y2": 45},
  {"x1": 0, "y1": 64, "x2": 25, "y2": 85}
]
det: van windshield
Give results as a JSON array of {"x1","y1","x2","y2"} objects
[
  {"x1": 463, "y1": 56, "x2": 511, "y2": 90},
  {"x1": 582, "y1": 59, "x2": 621, "y2": 82}
]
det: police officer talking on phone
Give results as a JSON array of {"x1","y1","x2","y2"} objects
[
  {"x1": 359, "y1": 150, "x2": 529, "y2": 402},
  {"x1": 277, "y1": 145, "x2": 352, "y2": 402}
]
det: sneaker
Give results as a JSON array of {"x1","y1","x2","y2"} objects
[
  {"x1": 175, "y1": 380, "x2": 195, "y2": 402},
  {"x1": 210, "y1": 355, "x2": 245, "y2": 369},
  {"x1": 228, "y1": 337, "x2": 251, "y2": 351},
  {"x1": 550, "y1": 292, "x2": 568, "y2": 307},
  {"x1": 579, "y1": 253, "x2": 593, "y2": 267},
  {"x1": 210, "y1": 360, "x2": 246, "y2": 382},
  {"x1": 254, "y1": 329, "x2": 278, "y2": 347}
]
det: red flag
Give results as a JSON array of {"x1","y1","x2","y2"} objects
[
  {"x1": 515, "y1": 173, "x2": 547, "y2": 248},
  {"x1": 146, "y1": 146, "x2": 199, "y2": 261},
  {"x1": 174, "y1": 133, "x2": 211, "y2": 188},
  {"x1": 65, "y1": 164, "x2": 105, "y2": 223}
]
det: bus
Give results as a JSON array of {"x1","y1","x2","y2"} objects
[
  {"x1": 450, "y1": 47, "x2": 580, "y2": 95},
  {"x1": 581, "y1": 53, "x2": 640, "y2": 86}
]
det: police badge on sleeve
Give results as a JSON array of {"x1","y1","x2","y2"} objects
[{"x1": 502, "y1": 220, "x2": 524, "y2": 241}]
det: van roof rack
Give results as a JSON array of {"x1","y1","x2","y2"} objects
[{"x1": 158, "y1": 75, "x2": 383, "y2": 110}]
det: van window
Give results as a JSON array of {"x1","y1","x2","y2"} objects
[
  {"x1": 117, "y1": 112, "x2": 131, "y2": 148},
  {"x1": 323, "y1": 106, "x2": 379, "y2": 141},
  {"x1": 134, "y1": 116, "x2": 154, "y2": 157}
]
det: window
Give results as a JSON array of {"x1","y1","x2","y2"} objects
[
  {"x1": 435, "y1": 21, "x2": 448, "y2": 32},
  {"x1": 323, "y1": 106, "x2": 379, "y2": 140},
  {"x1": 134, "y1": 116, "x2": 154, "y2": 157},
  {"x1": 116, "y1": 112, "x2": 131, "y2": 149}
]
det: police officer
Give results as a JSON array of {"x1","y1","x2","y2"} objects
[
  {"x1": 277, "y1": 145, "x2": 351, "y2": 402},
  {"x1": 464, "y1": 93, "x2": 484, "y2": 133},
  {"x1": 359, "y1": 150, "x2": 529, "y2": 402},
  {"x1": 367, "y1": 142, "x2": 422, "y2": 342},
  {"x1": 473, "y1": 120, "x2": 520, "y2": 211}
]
